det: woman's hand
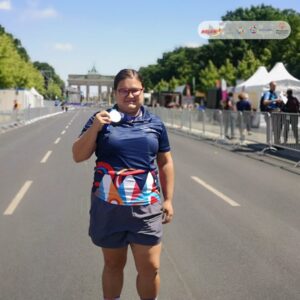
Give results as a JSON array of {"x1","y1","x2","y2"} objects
[
  {"x1": 92, "y1": 110, "x2": 112, "y2": 131},
  {"x1": 162, "y1": 201, "x2": 174, "y2": 224}
]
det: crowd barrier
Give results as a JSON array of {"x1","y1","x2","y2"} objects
[
  {"x1": 149, "y1": 107, "x2": 300, "y2": 167},
  {"x1": 0, "y1": 106, "x2": 62, "y2": 130}
]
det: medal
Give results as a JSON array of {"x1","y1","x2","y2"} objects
[{"x1": 109, "y1": 109, "x2": 122, "y2": 123}]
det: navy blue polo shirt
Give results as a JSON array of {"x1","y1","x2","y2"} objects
[{"x1": 80, "y1": 105, "x2": 170, "y2": 206}]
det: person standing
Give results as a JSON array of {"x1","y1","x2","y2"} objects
[
  {"x1": 262, "y1": 81, "x2": 284, "y2": 144},
  {"x1": 12, "y1": 99, "x2": 20, "y2": 122},
  {"x1": 283, "y1": 89, "x2": 299, "y2": 144},
  {"x1": 222, "y1": 92, "x2": 236, "y2": 139},
  {"x1": 72, "y1": 69, "x2": 174, "y2": 300},
  {"x1": 236, "y1": 93, "x2": 252, "y2": 141}
]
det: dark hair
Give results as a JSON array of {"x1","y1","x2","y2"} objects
[
  {"x1": 113, "y1": 69, "x2": 144, "y2": 90},
  {"x1": 287, "y1": 89, "x2": 293, "y2": 96}
]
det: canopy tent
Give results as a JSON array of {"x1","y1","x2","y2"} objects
[
  {"x1": 235, "y1": 66, "x2": 270, "y2": 92},
  {"x1": 234, "y1": 66, "x2": 270, "y2": 109},
  {"x1": 29, "y1": 87, "x2": 44, "y2": 107},
  {"x1": 268, "y1": 62, "x2": 299, "y2": 82},
  {"x1": 268, "y1": 62, "x2": 300, "y2": 99},
  {"x1": 0, "y1": 88, "x2": 44, "y2": 111},
  {"x1": 234, "y1": 63, "x2": 300, "y2": 109}
]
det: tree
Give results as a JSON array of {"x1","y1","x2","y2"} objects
[
  {"x1": 221, "y1": 5, "x2": 300, "y2": 77},
  {"x1": 46, "y1": 81, "x2": 62, "y2": 99},
  {"x1": 153, "y1": 79, "x2": 169, "y2": 92},
  {"x1": 237, "y1": 49, "x2": 261, "y2": 80},
  {"x1": 0, "y1": 25, "x2": 63, "y2": 97},
  {"x1": 219, "y1": 59, "x2": 237, "y2": 86},
  {"x1": 169, "y1": 77, "x2": 181, "y2": 92},
  {"x1": 0, "y1": 33, "x2": 44, "y2": 93},
  {"x1": 33, "y1": 61, "x2": 65, "y2": 98},
  {"x1": 199, "y1": 60, "x2": 219, "y2": 91}
]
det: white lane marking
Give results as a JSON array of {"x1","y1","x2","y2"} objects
[
  {"x1": 54, "y1": 137, "x2": 61, "y2": 144},
  {"x1": 191, "y1": 176, "x2": 240, "y2": 207},
  {"x1": 65, "y1": 125, "x2": 69, "y2": 129},
  {"x1": 61, "y1": 130, "x2": 66, "y2": 135},
  {"x1": 40, "y1": 150, "x2": 52, "y2": 163},
  {"x1": 3, "y1": 181, "x2": 33, "y2": 215}
]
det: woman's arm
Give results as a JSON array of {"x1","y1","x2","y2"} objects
[
  {"x1": 157, "y1": 151, "x2": 174, "y2": 224},
  {"x1": 72, "y1": 111, "x2": 111, "y2": 163}
]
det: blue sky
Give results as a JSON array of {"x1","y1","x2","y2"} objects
[{"x1": 0, "y1": 0, "x2": 299, "y2": 84}]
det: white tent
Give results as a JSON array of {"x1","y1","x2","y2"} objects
[
  {"x1": 234, "y1": 63, "x2": 300, "y2": 108},
  {"x1": 29, "y1": 87, "x2": 44, "y2": 107},
  {"x1": 235, "y1": 66, "x2": 270, "y2": 109},
  {"x1": 268, "y1": 62, "x2": 300, "y2": 99},
  {"x1": 0, "y1": 88, "x2": 44, "y2": 111},
  {"x1": 235, "y1": 66, "x2": 270, "y2": 92}
]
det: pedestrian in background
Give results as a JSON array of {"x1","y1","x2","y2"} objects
[
  {"x1": 283, "y1": 89, "x2": 299, "y2": 144},
  {"x1": 262, "y1": 81, "x2": 284, "y2": 144},
  {"x1": 236, "y1": 92, "x2": 252, "y2": 137},
  {"x1": 72, "y1": 69, "x2": 174, "y2": 300},
  {"x1": 222, "y1": 92, "x2": 236, "y2": 139},
  {"x1": 12, "y1": 99, "x2": 20, "y2": 122}
]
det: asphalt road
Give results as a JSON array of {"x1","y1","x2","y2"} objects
[{"x1": 0, "y1": 108, "x2": 300, "y2": 300}]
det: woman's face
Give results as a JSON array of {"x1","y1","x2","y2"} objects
[{"x1": 115, "y1": 77, "x2": 144, "y2": 115}]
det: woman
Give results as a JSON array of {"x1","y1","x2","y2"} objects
[
  {"x1": 72, "y1": 69, "x2": 174, "y2": 300},
  {"x1": 222, "y1": 92, "x2": 236, "y2": 140}
]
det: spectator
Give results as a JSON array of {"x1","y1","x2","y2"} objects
[
  {"x1": 12, "y1": 99, "x2": 20, "y2": 122},
  {"x1": 283, "y1": 89, "x2": 299, "y2": 144},
  {"x1": 222, "y1": 92, "x2": 236, "y2": 139},
  {"x1": 236, "y1": 93, "x2": 252, "y2": 136},
  {"x1": 262, "y1": 82, "x2": 284, "y2": 144}
]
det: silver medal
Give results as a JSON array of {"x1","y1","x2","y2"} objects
[{"x1": 109, "y1": 109, "x2": 122, "y2": 123}]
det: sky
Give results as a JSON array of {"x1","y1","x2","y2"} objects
[{"x1": 0, "y1": 0, "x2": 299, "y2": 86}]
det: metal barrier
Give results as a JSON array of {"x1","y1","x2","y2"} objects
[
  {"x1": 0, "y1": 106, "x2": 62, "y2": 131},
  {"x1": 149, "y1": 107, "x2": 300, "y2": 167}
]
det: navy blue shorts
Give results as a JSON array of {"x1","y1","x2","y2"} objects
[{"x1": 89, "y1": 193, "x2": 163, "y2": 248}]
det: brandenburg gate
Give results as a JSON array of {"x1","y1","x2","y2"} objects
[{"x1": 67, "y1": 66, "x2": 114, "y2": 104}]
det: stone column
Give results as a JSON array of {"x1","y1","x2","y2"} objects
[
  {"x1": 98, "y1": 85, "x2": 101, "y2": 102},
  {"x1": 77, "y1": 86, "x2": 81, "y2": 103},
  {"x1": 86, "y1": 85, "x2": 89, "y2": 101},
  {"x1": 107, "y1": 86, "x2": 111, "y2": 105}
]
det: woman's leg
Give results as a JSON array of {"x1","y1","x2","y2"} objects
[
  {"x1": 101, "y1": 246, "x2": 128, "y2": 299},
  {"x1": 131, "y1": 243, "x2": 162, "y2": 300}
]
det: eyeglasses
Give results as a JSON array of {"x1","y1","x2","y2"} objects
[{"x1": 117, "y1": 88, "x2": 144, "y2": 97}]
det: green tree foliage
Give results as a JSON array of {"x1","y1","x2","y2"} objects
[
  {"x1": 33, "y1": 61, "x2": 64, "y2": 99},
  {"x1": 199, "y1": 60, "x2": 219, "y2": 91},
  {"x1": 0, "y1": 33, "x2": 44, "y2": 93},
  {"x1": 219, "y1": 59, "x2": 237, "y2": 86},
  {"x1": 221, "y1": 5, "x2": 300, "y2": 77},
  {"x1": 46, "y1": 80, "x2": 62, "y2": 99},
  {"x1": 33, "y1": 61, "x2": 64, "y2": 87},
  {"x1": 153, "y1": 79, "x2": 169, "y2": 92},
  {"x1": 0, "y1": 25, "x2": 64, "y2": 99},
  {"x1": 169, "y1": 77, "x2": 181, "y2": 91},
  {"x1": 0, "y1": 24, "x2": 29, "y2": 61},
  {"x1": 236, "y1": 49, "x2": 261, "y2": 80}
]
